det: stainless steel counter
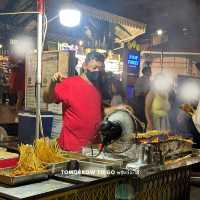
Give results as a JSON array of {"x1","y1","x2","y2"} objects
[
  {"x1": 0, "y1": 155, "x2": 199, "y2": 200},
  {"x1": 126, "y1": 154, "x2": 200, "y2": 178},
  {"x1": 0, "y1": 179, "x2": 74, "y2": 199}
]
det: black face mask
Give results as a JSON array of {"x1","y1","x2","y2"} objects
[
  {"x1": 86, "y1": 71, "x2": 110, "y2": 101},
  {"x1": 86, "y1": 71, "x2": 103, "y2": 89}
]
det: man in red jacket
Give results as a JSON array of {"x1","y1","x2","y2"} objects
[{"x1": 44, "y1": 51, "x2": 105, "y2": 152}]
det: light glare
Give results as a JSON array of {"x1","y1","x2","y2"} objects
[
  {"x1": 179, "y1": 81, "x2": 200, "y2": 103},
  {"x1": 59, "y1": 9, "x2": 81, "y2": 27},
  {"x1": 79, "y1": 40, "x2": 83, "y2": 46},
  {"x1": 11, "y1": 36, "x2": 34, "y2": 58},
  {"x1": 157, "y1": 29, "x2": 163, "y2": 36},
  {"x1": 153, "y1": 73, "x2": 173, "y2": 93}
]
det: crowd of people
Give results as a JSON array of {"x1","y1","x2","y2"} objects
[
  {"x1": 1, "y1": 50, "x2": 199, "y2": 152},
  {"x1": 133, "y1": 67, "x2": 198, "y2": 138},
  {"x1": 43, "y1": 51, "x2": 200, "y2": 152}
]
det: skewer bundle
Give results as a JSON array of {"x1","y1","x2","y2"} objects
[{"x1": 34, "y1": 138, "x2": 65, "y2": 163}]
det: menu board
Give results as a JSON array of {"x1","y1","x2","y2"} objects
[
  {"x1": 25, "y1": 86, "x2": 48, "y2": 110},
  {"x1": 26, "y1": 54, "x2": 37, "y2": 86},
  {"x1": 25, "y1": 51, "x2": 69, "y2": 111},
  {"x1": 51, "y1": 114, "x2": 62, "y2": 138},
  {"x1": 42, "y1": 52, "x2": 58, "y2": 87}
]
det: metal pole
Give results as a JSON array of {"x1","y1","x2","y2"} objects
[
  {"x1": 161, "y1": 50, "x2": 164, "y2": 71},
  {"x1": 36, "y1": 0, "x2": 44, "y2": 138},
  {"x1": 161, "y1": 35, "x2": 164, "y2": 72}
]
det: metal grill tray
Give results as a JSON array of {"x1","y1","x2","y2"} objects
[
  {"x1": 82, "y1": 157, "x2": 123, "y2": 166},
  {"x1": 0, "y1": 169, "x2": 48, "y2": 186},
  {"x1": 78, "y1": 158, "x2": 122, "y2": 178},
  {"x1": 46, "y1": 160, "x2": 73, "y2": 174},
  {"x1": 54, "y1": 173, "x2": 99, "y2": 183}
]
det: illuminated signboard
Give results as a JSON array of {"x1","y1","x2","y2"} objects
[
  {"x1": 128, "y1": 53, "x2": 140, "y2": 67},
  {"x1": 127, "y1": 50, "x2": 140, "y2": 74}
]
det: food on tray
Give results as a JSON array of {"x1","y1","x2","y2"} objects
[
  {"x1": 165, "y1": 155, "x2": 191, "y2": 165},
  {"x1": 136, "y1": 130, "x2": 167, "y2": 141},
  {"x1": 34, "y1": 138, "x2": 65, "y2": 163},
  {"x1": 179, "y1": 104, "x2": 195, "y2": 116},
  {"x1": 135, "y1": 130, "x2": 193, "y2": 145},
  {"x1": 136, "y1": 130, "x2": 165, "y2": 138},
  {"x1": 0, "y1": 144, "x2": 47, "y2": 176},
  {"x1": 0, "y1": 138, "x2": 68, "y2": 177},
  {"x1": 12, "y1": 144, "x2": 46, "y2": 176}
]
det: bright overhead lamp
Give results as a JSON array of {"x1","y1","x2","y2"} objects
[
  {"x1": 79, "y1": 40, "x2": 83, "y2": 46},
  {"x1": 157, "y1": 29, "x2": 163, "y2": 36},
  {"x1": 0, "y1": 44, "x2": 3, "y2": 49},
  {"x1": 59, "y1": 9, "x2": 81, "y2": 27}
]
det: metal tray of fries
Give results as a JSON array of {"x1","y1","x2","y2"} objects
[{"x1": 0, "y1": 168, "x2": 49, "y2": 186}]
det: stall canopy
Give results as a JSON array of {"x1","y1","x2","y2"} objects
[
  {"x1": 69, "y1": 2, "x2": 146, "y2": 43},
  {"x1": 0, "y1": 0, "x2": 146, "y2": 49}
]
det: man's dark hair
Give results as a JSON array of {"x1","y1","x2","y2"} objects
[{"x1": 85, "y1": 51, "x2": 105, "y2": 64}]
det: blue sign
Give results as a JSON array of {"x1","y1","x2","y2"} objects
[
  {"x1": 128, "y1": 54, "x2": 140, "y2": 67},
  {"x1": 127, "y1": 51, "x2": 140, "y2": 74}
]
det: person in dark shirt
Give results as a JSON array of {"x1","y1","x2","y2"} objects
[{"x1": 133, "y1": 67, "x2": 152, "y2": 130}]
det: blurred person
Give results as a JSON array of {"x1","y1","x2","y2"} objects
[
  {"x1": 145, "y1": 73, "x2": 172, "y2": 131},
  {"x1": 0, "y1": 68, "x2": 6, "y2": 104},
  {"x1": 133, "y1": 66, "x2": 152, "y2": 128},
  {"x1": 43, "y1": 51, "x2": 105, "y2": 152},
  {"x1": 100, "y1": 68, "x2": 112, "y2": 104},
  {"x1": 109, "y1": 78, "x2": 125, "y2": 106},
  {"x1": 177, "y1": 95, "x2": 199, "y2": 142},
  {"x1": 168, "y1": 80, "x2": 179, "y2": 133},
  {"x1": 74, "y1": 57, "x2": 79, "y2": 76},
  {"x1": 8, "y1": 64, "x2": 18, "y2": 106},
  {"x1": 8, "y1": 57, "x2": 25, "y2": 112},
  {"x1": 135, "y1": 67, "x2": 152, "y2": 97},
  {"x1": 15, "y1": 59, "x2": 25, "y2": 112},
  {"x1": 69, "y1": 55, "x2": 78, "y2": 76},
  {"x1": 176, "y1": 76, "x2": 200, "y2": 137}
]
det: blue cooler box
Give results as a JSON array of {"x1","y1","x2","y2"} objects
[{"x1": 18, "y1": 112, "x2": 54, "y2": 144}]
